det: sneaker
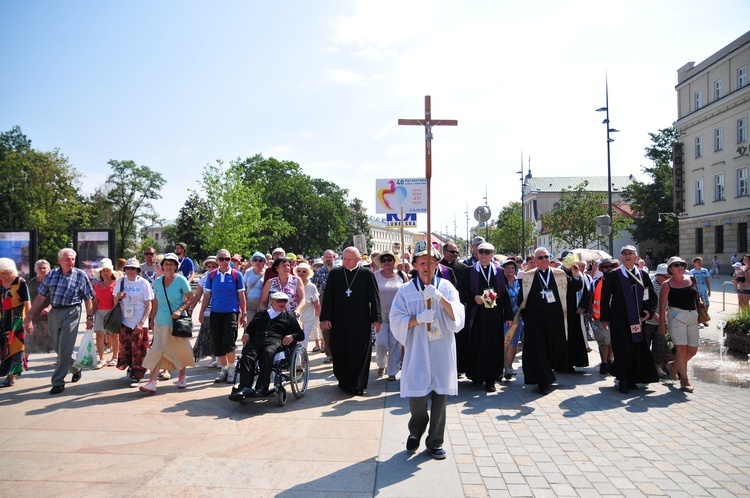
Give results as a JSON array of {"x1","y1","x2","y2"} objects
[
  {"x1": 176, "y1": 377, "x2": 187, "y2": 389},
  {"x1": 323, "y1": 356, "x2": 332, "y2": 363},
  {"x1": 129, "y1": 377, "x2": 140, "y2": 388},
  {"x1": 208, "y1": 359, "x2": 218, "y2": 368},
  {"x1": 429, "y1": 447, "x2": 447, "y2": 460},
  {"x1": 226, "y1": 367, "x2": 235, "y2": 384},
  {"x1": 406, "y1": 435, "x2": 419, "y2": 453},
  {"x1": 215, "y1": 369, "x2": 228, "y2": 383},
  {"x1": 159, "y1": 370, "x2": 171, "y2": 380},
  {"x1": 139, "y1": 380, "x2": 157, "y2": 393},
  {"x1": 504, "y1": 368, "x2": 512, "y2": 380},
  {"x1": 388, "y1": 375, "x2": 396, "y2": 381}
]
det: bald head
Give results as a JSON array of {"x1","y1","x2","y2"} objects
[{"x1": 342, "y1": 247, "x2": 361, "y2": 270}]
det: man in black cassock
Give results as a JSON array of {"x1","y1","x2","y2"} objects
[
  {"x1": 320, "y1": 246, "x2": 381, "y2": 395},
  {"x1": 441, "y1": 242, "x2": 471, "y2": 376},
  {"x1": 600, "y1": 245, "x2": 658, "y2": 394},
  {"x1": 518, "y1": 247, "x2": 582, "y2": 394}
]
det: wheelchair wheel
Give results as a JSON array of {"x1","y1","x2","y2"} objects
[
  {"x1": 277, "y1": 386, "x2": 287, "y2": 406},
  {"x1": 290, "y1": 345, "x2": 309, "y2": 399}
]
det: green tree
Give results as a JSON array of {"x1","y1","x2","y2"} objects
[
  {"x1": 198, "y1": 160, "x2": 268, "y2": 256},
  {"x1": 105, "y1": 159, "x2": 166, "y2": 259},
  {"x1": 342, "y1": 198, "x2": 372, "y2": 252},
  {"x1": 162, "y1": 192, "x2": 211, "y2": 262},
  {"x1": 0, "y1": 127, "x2": 88, "y2": 263},
  {"x1": 487, "y1": 202, "x2": 536, "y2": 255},
  {"x1": 139, "y1": 235, "x2": 162, "y2": 255},
  {"x1": 541, "y1": 181, "x2": 630, "y2": 250},
  {"x1": 622, "y1": 127, "x2": 679, "y2": 253}
]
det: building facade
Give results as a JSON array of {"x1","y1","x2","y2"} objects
[{"x1": 674, "y1": 31, "x2": 750, "y2": 268}]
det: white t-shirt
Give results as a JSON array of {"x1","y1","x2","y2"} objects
[
  {"x1": 299, "y1": 281, "x2": 319, "y2": 325},
  {"x1": 114, "y1": 276, "x2": 155, "y2": 328}
]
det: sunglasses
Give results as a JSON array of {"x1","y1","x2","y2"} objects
[
  {"x1": 478, "y1": 249, "x2": 493, "y2": 255},
  {"x1": 537, "y1": 255, "x2": 550, "y2": 260},
  {"x1": 252, "y1": 258, "x2": 265, "y2": 263},
  {"x1": 600, "y1": 265, "x2": 614, "y2": 270},
  {"x1": 671, "y1": 262, "x2": 687, "y2": 268},
  {"x1": 380, "y1": 256, "x2": 394, "y2": 263},
  {"x1": 217, "y1": 257, "x2": 231, "y2": 262},
  {"x1": 144, "y1": 252, "x2": 154, "y2": 256},
  {"x1": 445, "y1": 250, "x2": 459, "y2": 254}
]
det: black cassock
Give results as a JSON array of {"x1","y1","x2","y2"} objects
[
  {"x1": 564, "y1": 268, "x2": 590, "y2": 369},
  {"x1": 519, "y1": 269, "x2": 582, "y2": 386},
  {"x1": 600, "y1": 267, "x2": 659, "y2": 385},
  {"x1": 320, "y1": 265, "x2": 381, "y2": 392}
]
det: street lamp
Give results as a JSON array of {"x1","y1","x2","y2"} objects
[
  {"x1": 517, "y1": 169, "x2": 526, "y2": 256},
  {"x1": 595, "y1": 76, "x2": 620, "y2": 256}
]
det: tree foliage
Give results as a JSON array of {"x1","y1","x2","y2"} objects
[
  {"x1": 343, "y1": 198, "x2": 372, "y2": 252},
  {"x1": 622, "y1": 127, "x2": 679, "y2": 253},
  {"x1": 0, "y1": 126, "x2": 89, "y2": 263},
  {"x1": 162, "y1": 192, "x2": 212, "y2": 261},
  {"x1": 105, "y1": 159, "x2": 166, "y2": 259},
  {"x1": 487, "y1": 202, "x2": 537, "y2": 256},
  {"x1": 541, "y1": 181, "x2": 630, "y2": 250}
]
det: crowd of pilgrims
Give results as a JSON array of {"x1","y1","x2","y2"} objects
[{"x1": 0, "y1": 238, "x2": 714, "y2": 396}]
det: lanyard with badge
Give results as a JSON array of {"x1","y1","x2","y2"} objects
[
  {"x1": 537, "y1": 269, "x2": 556, "y2": 304},
  {"x1": 623, "y1": 266, "x2": 649, "y2": 301},
  {"x1": 414, "y1": 275, "x2": 443, "y2": 341}
]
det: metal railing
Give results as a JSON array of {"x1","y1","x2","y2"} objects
[{"x1": 722, "y1": 281, "x2": 737, "y2": 311}]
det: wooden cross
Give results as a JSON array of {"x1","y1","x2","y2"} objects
[{"x1": 398, "y1": 96, "x2": 457, "y2": 272}]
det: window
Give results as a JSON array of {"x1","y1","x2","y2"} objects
[
  {"x1": 695, "y1": 178, "x2": 704, "y2": 204},
  {"x1": 739, "y1": 166, "x2": 749, "y2": 197},
  {"x1": 694, "y1": 90, "x2": 703, "y2": 110},
  {"x1": 738, "y1": 117, "x2": 748, "y2": 143},
  {"x1": 714, "y1": 78, "x2": 723, "y2": 100},
  {"x1": 739, "y1": 223, "x2": 748, "y2": 253},
  {"x1": 695, "y1": 135, "x2": 703, "y2": 158},
  {"x1": 714, "y1": 173, "x2": 725, "y2": 201},
  {"x1": 695, "y1": 228, "x2": 703, "y2": 254},
  {"x1": 714, "y1": 127, "x2": 723, "y2": 151},
  {"x1": 715, "y1": 226, "x2": 724, "y2": 254},
  {"x1": 739, "y1": 65, "x2": 747, "y2": 89}
]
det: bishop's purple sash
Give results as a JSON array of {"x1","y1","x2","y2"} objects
[{"x1": 617, "y1": 267, "x2": 644, "y2": 342}]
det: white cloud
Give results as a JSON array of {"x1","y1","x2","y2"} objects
[{"x1": 326, "y1": 69, "x2": 368, "y2": 85}]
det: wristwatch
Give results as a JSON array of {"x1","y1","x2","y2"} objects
[
  {"x1": 242, "y1": 312, "x2": 248, "y2": 316},
  {"x1": 86, "y1": 315, "x2": 93, "y2": 319}
]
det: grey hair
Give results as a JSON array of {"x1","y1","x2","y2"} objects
[
  {"x1": 0, "y1": 258, "x2": 18, "y2": 277},
  {"x1": 534, "y1": 247, "x2": 550, "y2": 257},
  {"x1": 58, "y1": 248, "x2": 77, "y2": 259},
  {"x1": 35, "y1": 259, "x2": 51, "y2": 269}
]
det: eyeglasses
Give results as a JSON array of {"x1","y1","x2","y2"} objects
[
  {"x1": 252, "y1": 258, "x2": 265, "y2": 263},
  {"x1": 445, "y1": 250, "x2": 459, "y2": 254},
  {"x1": 478, "y1": 249, "x2": 493, "y2": 255},
  {"x1": 622, "y1": 251, "x2": 636, "y2": 256},
  {"x1": 380, "y1": 256, "x2": 394, "y2": 263},
  {"x1": 297, "y1": 270, "x2": 308, "y2": 275},
  {"x1": 217, "y1": 257, "x2": 231, "y2": 262},
  {"x1": 671, "y1": 262, "x2": 687, "y2": 268},
  {"x1": 144, "y1": 252, "x2": 154, "y2": 256},
  {"x1": 537, "y1": 255, "x2": 550, "y2": 260}
]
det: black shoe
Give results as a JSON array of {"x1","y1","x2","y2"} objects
[
  {"x1": 406, "y1": 435, "x2": 419, "y2": 453},
  {"x1": 71, "y1": 371, "x2": 82, "y2": 383},
  {"x1": 618, "y1": 382, "x2": 630, "y2": 394},
  {"x1": 599, "y1": 363, "x2": 608, "y2": 375},
  {"x1": 229, "y1": 387, "x2": 255, "y2": 402},
  {"x1": 485, "y1": 383, "x2": 496, "y2": 392},
  {"x1": 254, "y1": 387, "x2": 270, "y2": 396},
  {"x1": 50, "y1": 385, "x2": 65, "y2": 395},
  {"x1": 538, "y1": 383, "x2": 550, "y2": 395},
  {"x1": 355, "y1": 389, "x2": 364, "y2": 396},
  {"x1": 429, "y1": 447, "x2": 447, "y2": 460},
  {"x1": 628, "y1": 382, "x2": 638, "y2": 390}
]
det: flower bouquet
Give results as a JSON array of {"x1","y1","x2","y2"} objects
[{"x1": 481, "y1": 289, "x2": 497, "y2": 308}]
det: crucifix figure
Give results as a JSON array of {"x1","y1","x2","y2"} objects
[{"x1": 398, "y1": 95, "x2": 457, "y2": 277}]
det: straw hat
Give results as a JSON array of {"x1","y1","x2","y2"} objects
[{"x1": 92, "y1": 258, "x2": 115, "y2": 281}]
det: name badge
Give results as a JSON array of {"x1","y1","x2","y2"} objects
[
  {"x1": 123, "y1": 305, "x2": 135, "y2": 318},
  {"x1": 427, "y1": 321, "x2": 443, "y2": 341},
  {"x1": 545, "y1": 290, "x2": 556, "y2": 304},
  {"x1": 643, "y1": 288, "x2": 649, "y2": 301}
]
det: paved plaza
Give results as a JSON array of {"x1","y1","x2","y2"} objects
[{"x1": 1, "y1": 299, "x2": 749, "y2": 497}]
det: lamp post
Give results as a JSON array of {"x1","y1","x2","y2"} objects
[
  {"x1": 517, "y1": 169, "x2": 525, "y2": 256},
  {"x1": 595, "y1": 76, "x2": 620, "y2": 256}
]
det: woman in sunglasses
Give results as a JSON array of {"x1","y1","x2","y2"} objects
[
  {"x1": 372, "y1": 251, "x2": 407, "y2": 381},
  {"x1": 658, "y1": 256, "x2": 699, "y2": 393}
]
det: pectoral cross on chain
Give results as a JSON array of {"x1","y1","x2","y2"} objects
[{"x1": 346, "y1": 289, "x2": 352, "y2": 298}]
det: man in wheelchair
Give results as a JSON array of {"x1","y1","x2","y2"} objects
[{"x1": 229, "y1": 291, "x2": 304, "y2": 401}]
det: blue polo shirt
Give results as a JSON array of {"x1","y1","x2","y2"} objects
[{"x1": 205, "y1": 269, "x2": 245, "y2": 313}]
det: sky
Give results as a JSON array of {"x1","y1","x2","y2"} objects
[{"x1": 2, "y1": 1, "x2": 749, "y2": 244}]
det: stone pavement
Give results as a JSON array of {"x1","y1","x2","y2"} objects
[{"x1": 2, "y1": 308, "x2": 750, "y2": 497}]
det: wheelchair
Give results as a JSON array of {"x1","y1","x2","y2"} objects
[{"x1": 230, "y1": 342, "x2": 310, "y2": 406}]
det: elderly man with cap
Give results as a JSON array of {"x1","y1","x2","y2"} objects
[
  {"x1": 517, "y1": 246, "x2": 583, "y2": 395},
  {"x1": 113, "y1": 258, "x2": 154, "y2": 387},
  {"x1": 390, "y1": 240, "x2": 465, "y2": 459},
  {"x1": 589, "y1": 257, "x2": 618, "y2": 375},
  {"x1": 600, "y1": 245, "x2": 658, "y2": 394},
  {"x1": 373, "y1": 250, "x2": 407, "y2": 380},
  {"x1": 229, "y1": 291, "x2": 305, "y2": 400},
  {"x1": 462, "y1": 236, "x2": 485, "y2": 266},
  {"x1": 320, "y1": 246, "x2": 381, "y2": 396},
  {"x1": 462, "y1": 242, "x2": 513, "y2": 392}
]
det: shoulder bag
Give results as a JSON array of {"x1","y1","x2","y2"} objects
[
  {"x1": 103, "y1": 279, "x2": 125, "y2": 334},
  {"x1": 163, "y1": 278, "x2": 193, "y2": 338},
  {"x1": 690, "y1": 276, "x2": 710, "y2": 325}
]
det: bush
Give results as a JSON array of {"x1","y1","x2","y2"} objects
[{"x1": 726, "y1": 307, "x2": 750, "y2": 335}]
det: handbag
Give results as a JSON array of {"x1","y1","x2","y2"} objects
[
  {"x1": 162, "y1": 278, "x2": 193, "y2": 338},
  {"x1": 690, "y1": 276, "x2": 711, "y2": 325},
  {"x1": 103, "y1": 279, "x2": 125, "y2": 334}
]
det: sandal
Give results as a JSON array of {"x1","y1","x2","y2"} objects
[
  {"x1": 0, "y1": 378, "x2": 14, "y2": 388},
  {"x1": 681, "y1": 382, "x2": 695, "y2": 393},
  {"x1": 107, "y1": 358, "x2": 118, "y2": 367},
  {"x1": 95, "y1": 360, "x2": 106, "y2": 370},
  {"x1": 668, "y1": 362, "x2": 678, "y2": 381}
]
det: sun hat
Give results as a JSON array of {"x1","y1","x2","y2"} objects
[
  {"x1": 373, "y1": 250, "x2": 399, "y2": 266},
  {"x1": 654, "y1": 263, "x2": 669, "y2": 276},
  {"x1": 251, "y1": 251, "x2": 266, "y2": 262},
  {"x1": 272, "y1": 248, "x2": 285, "y2": 256},
  {"x1": 666, "y1": 256, "x2": 688, "y2": 274},
  {"x1": 161, "y1": 253, "x2": 179, "y2": 268},
  {"x1": 92, "y1": 258, "x2": 115, "y2": 281},
  {"x1": 123, "y1": 258, "x2": 141, "y2": 272},
  {"x1": 502, "y1": 259, "x2": 518, "y2": 272},
  {"x1": 294, "y1": 262, "x2": 313, "y2": 276},
  {"x1": 620, "y1": 245, "x2": 637, "y2": 254},
  {"x1": 203, "y1": 256, "x2": 218, "y2": 268},
  {"x1": 270, "y1": 291, "x2": 289, "y2": 301}
]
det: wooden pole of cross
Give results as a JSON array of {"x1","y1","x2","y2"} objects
[{"x1": 398, "y1": 95, "x2": 457, "y2": 273}]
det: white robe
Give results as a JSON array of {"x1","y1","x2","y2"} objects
[{"x1": 390, "y1": 278, "x2": 466, "y2": 397}]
